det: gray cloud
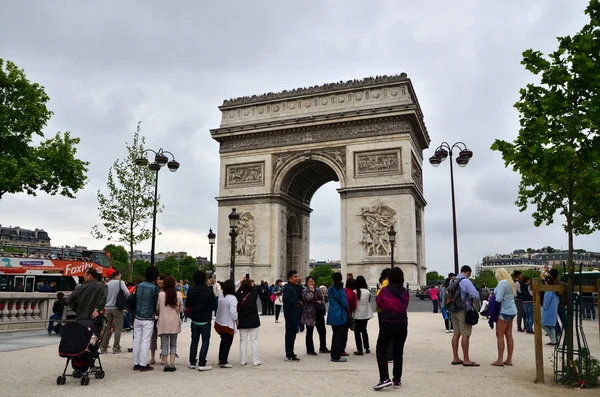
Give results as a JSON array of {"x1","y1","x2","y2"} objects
[{"x1": 0, "y1": 0, "x2": 597, "y2": 277}]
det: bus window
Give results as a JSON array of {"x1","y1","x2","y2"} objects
[
  {"x1": 25, "y1": 276, "x2": 35, "y2": 292},
  {"x1": 0, "y1": 276, "x2": 11, "y2": 292},
  {"x1": 83, "y1": 251, "x2": 110, "y2": 268},
  {"x1": 34, "y1": 276, "x2": 76, "y2": 292}
]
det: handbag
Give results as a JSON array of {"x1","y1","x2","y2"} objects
[
  {"x1": 465, "y1": 308, "x2": 479, "y2": 325},
  {"x1": 115, "y1": 281, "x2": 126, "y2": 309},
  {"x1": 269, "y1": 294, "x2": 277, "y2": 303}
]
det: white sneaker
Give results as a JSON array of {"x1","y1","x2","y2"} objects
[
  {"x1": 240, "y1": 362, "x2": 247, "y2": 366},
  {"x1": 198, "y1": 365, "x2": 212, "y2": 371},
  {"x1": 189, "y1": 364, "x2": 196, "y2": 369},
  {"x1": 253, "y1": 361, "x2": 262, "y2": 367},
  {"x1": 219, "y1": 363, "x2": 233, "y2": 369}
]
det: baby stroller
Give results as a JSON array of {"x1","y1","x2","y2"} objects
[{"x1": 56, "y1": 318, "x2": 106, "y2": 386}]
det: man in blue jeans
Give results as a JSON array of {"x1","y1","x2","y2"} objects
[
  {"x1": 186, "y1": 270, "x2": 218, "y2": 371},
  {"x1": 48, "y1": 292, "x2": 68, "y2": 335},
  {"x1": 521, "y1": 277, "x2": 534, "y2": 333}
]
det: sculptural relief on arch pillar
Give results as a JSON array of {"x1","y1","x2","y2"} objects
[{"x1": 211, "y1": 73, "x2": 430, "y2": 286}]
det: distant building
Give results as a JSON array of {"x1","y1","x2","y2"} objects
[
  {"x1": 481, "y1": 248, "x2": 600, "y2": 271},
  {"x1": 130, "y1": 250, "x2": 167, "y2": 262},
  {"x1": 196, "y1": 256, "x2": 210, "y2": 268},
  {"x1": 0, "y1": 225, "x2": 51, "y2": 246}
]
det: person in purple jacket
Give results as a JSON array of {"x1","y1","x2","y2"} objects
[{"x1": 373, "y1": 267, "x2": 410, "y2": 391}]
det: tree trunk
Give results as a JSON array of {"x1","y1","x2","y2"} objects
[{"x1": 129, "y1": 221, "x2": 135, "y2": 281}]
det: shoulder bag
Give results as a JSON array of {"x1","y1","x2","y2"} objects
[
  {"x1": 331, "y1": 288, "x2": 354, "y2": 331},
  {"x1": 116, "y1": 281, "x2": 127, "y2": 309}
]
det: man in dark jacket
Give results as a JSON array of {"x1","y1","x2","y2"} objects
[
  {"x1": 68, "y1": 267, "x2": 108, "y2": 321},
  {"x1": 283, "y1": 270, "x2": 303, "y2": 361},
  {"x1": 294, "y1": 277, "x2": 305, "y2": 332},
  {"x1": 258, "y1": 281, "x2": 269, "y2": 316},
  {"x1": 47, "y1": 292, "x2": 68, "y2": 335},
  {"x1": 186, "y1": 270, "x2": 218, "y2": 371}
]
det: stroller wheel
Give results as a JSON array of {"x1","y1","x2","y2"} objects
[
  {"x1": 56, "y1": 376, "x2": 61, "y2": 385},
  {"x1": 95, "y1": 370, "x2": 105, "y2": 379},
  {"x1": 85, "y1": 377, "x2": 90, "y2": 386},
  {"x1": 80, "y1": 377, "x2": 89, "y2": 386},
  {"x1": 72, "y1": 370, "x2": 80, "y2": 378}
]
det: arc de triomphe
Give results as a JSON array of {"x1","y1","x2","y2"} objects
[{"x1": 210, "y1": 73, "x2": 429, "y2": 286}]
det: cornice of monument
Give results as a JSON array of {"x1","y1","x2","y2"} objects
[{"x1": 220, "y1": 73, "x2": 410, "y2": 108}]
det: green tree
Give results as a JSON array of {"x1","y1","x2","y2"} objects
[
  {"x1": 426, "y1": 271, "x2": 444, "y2": 283},
  {"x1": 91, "y1": 122, "x2": 161, "y2": 281},
  {"x1": 490, "y1": 0, "x2": 600, "y2": 374},
  {"x1": 178, "y1": 256, "x2": 199, "y2": 282},
  {"x1": 310, "y1": 264, "x2": 334, "y2": 287},
  {"x1": 0, "y1": 59, "x2": 88, "y2": 201},
  {"x1": 132, "y1": 259, "x2": 150, "y2": 280},
  {"x1": 103, "y1": 244, "x2": 129, "y2": 279},
  {"x1": 472, "y1": 270, "x2": 498, "y2": 289},
  {"x1": 157, "y1": 256, "x2": 179, "y2": 278}
]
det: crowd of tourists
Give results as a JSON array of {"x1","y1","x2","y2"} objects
[{"x1": 49, "y1": 261, "x2": 592, "y2": 390}]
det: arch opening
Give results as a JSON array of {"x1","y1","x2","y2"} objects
[{"x1": 279, "y1": 160, "x2": 339, "y2": 205}]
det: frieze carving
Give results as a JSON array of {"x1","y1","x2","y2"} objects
[
  {"x1": 221, "y1": 120, "x2": 410, "y2": 153},
  {"x1": 358, "y1": 200, "x2": 396, "y2": 256},
  {"x1": 411, "y1": 155, "x2": 423, "y2": 190},
  {"x1": 273, "y1": 147, "x2": 347, "y2": 174},
  {"x1": 355, "y1": 149, "x2": 401, "y2": 176},
  {"x1": 226, "y1": 162, "x2": 264, "y2": 187},
  {"x1": 222, "y1": 74, "x2": 409, "y2": 107},
  {"x1": 233, "y1": 212, "x2": 256, "y2": 260}
]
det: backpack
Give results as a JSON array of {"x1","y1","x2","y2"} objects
[{"x1": 445, "y1": 279, "x2": 466, "y2": 312}]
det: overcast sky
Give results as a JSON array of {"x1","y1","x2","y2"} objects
[{"x1": 0, "y1": 0, "x2": 597, "y2": 276}]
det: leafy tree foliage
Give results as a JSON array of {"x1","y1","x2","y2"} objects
[
  {"x1": 472, "y1": 270, "x2": 498, "y2": 289},
  {"x1": 157, "y1": 256, "x2": 179, "y2": 278},
  {"x1": 178, "y1": 256, "x2": 199, "y2": 282},
  {"x1": 92, "y1": 122, "x2": 161, "y2": 281},
  {"x1": 132, "y1": 259, "x2": 150, "y2": 280},
  {"x1": 491, "y1": 0, "x2": 600, "y2": 372},
  {"x1": 0, "y1": 59, "x2": 88, "y2": 200},
  {"x1": 426, "y1": 271, "x2": 444, "y2": 282},
  {"x1": 103, "y1": 244, "x2": 129, "y2": 279},
  {"x1": 309, "y1": 264, "x2": 334, "y2": 287}
]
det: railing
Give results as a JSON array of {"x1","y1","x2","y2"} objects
[
  {"x1": 532, "y1": 279, "x2": 600, "y2": 384},
  {"x1": 0, "y1": 292, "x2": 56, "y2": 332}
]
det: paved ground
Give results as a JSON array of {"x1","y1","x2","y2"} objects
[{"x1": 1, "y1": 310, "x2": 598, "y2": 397}]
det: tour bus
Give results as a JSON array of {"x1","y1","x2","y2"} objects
[{"x1": 0, "y1": 244, "x2": 113, "y2": 292}]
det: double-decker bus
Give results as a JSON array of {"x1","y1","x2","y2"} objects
[{"x1": 0, "y1": 243, "x2": 113, "y2": 292}]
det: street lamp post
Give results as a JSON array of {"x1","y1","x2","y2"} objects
[
  {"x1": 135, "y1": 148, "x2": 180, "y2": 267},
  {"x1": 388, "y1": 225, "x2": 397, "y2": 268},
  {"x1": 208, "y1": 228, "x2": 216, "y2": 276},
  {"x1": 429, "y1": 142, "x2": 473, "y2": 275},
  {"x1": 228, "y1": 208, "x2": 240, "y2": 281}
]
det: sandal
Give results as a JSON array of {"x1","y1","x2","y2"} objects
[
  {"x1": 451, "y1": 360, "x2": 463, "y2": 365},
  {"x1": 463, "y1": 362, "x2": 480, "y2": 367}
]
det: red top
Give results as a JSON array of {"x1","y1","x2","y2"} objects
[
  {"x1": 344, "y1": 287, "x2": 357, "y2": 318},
  {"x1": 429, "y1": 287, "x2": 439, "y2": 300}
]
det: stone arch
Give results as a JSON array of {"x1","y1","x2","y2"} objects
[
  {"x1": 286, "y1": 213, "x2": 302, "y2": 278},
  {"x1": 273, "y1": 153, "x2": 346, "y2": 206}
]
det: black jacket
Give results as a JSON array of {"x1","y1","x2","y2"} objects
[
  {"x1": 283, "y1": 283, "x2": 302, "y2": 321},
  {"x1": 236, "y1": 288, "x2": 260, "y2": 329},
  {"x1": 53, "y1": 298, "x2": 68, "y2": 317},
  {"x1": 186, "y1": 284, "x2": 218, "y2": 323}
]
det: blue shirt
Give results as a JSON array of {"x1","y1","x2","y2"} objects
[
  {"x1": 494, "y1": 280, "x2": 517, "y2": 316},
  {"x1": 456, "y1": 274, "x2": 480, "y2": 311}
]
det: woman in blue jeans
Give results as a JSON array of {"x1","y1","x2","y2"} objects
[
  {"x1": 492, "y1": 268, "x2": 518, "y2": 367},
  {"x1": 521, "y1": 277, "x2": 534, "y2": 334}
]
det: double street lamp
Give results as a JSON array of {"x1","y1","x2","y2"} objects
[
  {"x1": 208, "y1": 228, "x2": 216, "y2": 276},
  {"x1": 228, "y1": 208, "x2": 240, "y2": 281},
  {"x1": 135, "y1": 148, "x2": 180, "y2": 267},
  {"x1": 388, "y1": 226, "x2": 397, "y2": 268},
  {"x1": 428, "y1": 142, "x2": 473, "y2": 275}
]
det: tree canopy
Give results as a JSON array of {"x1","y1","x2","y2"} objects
[
  {"x1": 426, "y1": 271, "x2": 444, "y2": 283},
  {"x1": 103, "y1": 244, "x2": 129, "y2": 278},
  {"x1": 0, "y1": 59, "x2": 88, "y2": 200},
  {"x1": 309, "y1": 264, "x2": 334, "y2": 287},
  {"x1": 490, "y1": 0, "x2": 600, "y2": 376},
  {"x1": 92, "y1": 122, "x2": 160, "y2": 280}
]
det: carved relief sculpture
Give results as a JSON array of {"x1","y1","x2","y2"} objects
[
  {"x1": 273, "y1": 147, "x2": 347, "y2": 175},
  {"x1": 226, "y1": 162, "x2": 264, "y2": 186},
  {"x1": 358, "y1": 200, "x2": 396, "y2": 256},
  {"x1": 411, "y1": 155, "x2": 423, "y2": 190},
  {"x1": 233, "y1": 212, "x2": 256, "y2": 260},
  {"x1": 355, "y1": 149, "x2": 401, "y2": 176}
]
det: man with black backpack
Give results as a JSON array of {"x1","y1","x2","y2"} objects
[
  {"x1": 99, "y1": 270, "x2": 130, "y2": 354},
  {"x1": 446, "y1": 265, "x2": 480, "y2": 367}
]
